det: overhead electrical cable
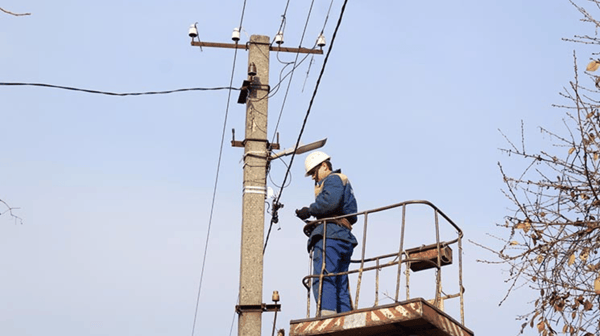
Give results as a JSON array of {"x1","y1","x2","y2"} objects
[
  {"x1": 191, "y1": 2, "x2": 249, "y2": 335},
  {"x1": 270, "y1": 0, "x2": 316, "y2": 143},
  {"x1": 320, "y1": 0, "x2": 335, "y2": 34},
  {"x1": 263, "y1": 0, "x2": 349, "y2": 254},
  {"x1": 272, "y1": 0, "x2": 291, "y2": 49},
  {"x1": 190, "y1": 9, "x2": 248, "y2": 336},
  {"x1": 190, "y1": 52, "x2": 239, "y2": 336},
  {"x1": 302, "y1": 0, "x2": 335, "y2": 92},
  {"x1": 0, "y1": 82, "x2": 238, "y2": 96},
  {"x1": 267, "y1": 51, "x2": 313, "y2": 100},
  {"x1": 238, "y1": 0, "x2": 247, "y2": 29}
]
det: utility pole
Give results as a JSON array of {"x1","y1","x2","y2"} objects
[
  {"x1": 191, "y1": 33, "x2": 322, "y2": 336},
  {"x1": 238, "y1": 34, "x2": 270, "y2": 336}
]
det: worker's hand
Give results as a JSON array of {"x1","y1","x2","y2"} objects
[{"x1": 295, "y1": 207, "x2": 311, "y2": 220}]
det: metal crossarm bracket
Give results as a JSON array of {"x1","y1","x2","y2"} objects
[
  {"x1": 230, "y1": 135, "x2": 280, "y2": 150},
  {"x1": 235, "y1": 303, "x2": 281, "y2": 315}
]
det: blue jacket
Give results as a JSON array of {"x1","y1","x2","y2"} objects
[{"x1": 307, "y1": 169, "x2": 358, "y2": 251}]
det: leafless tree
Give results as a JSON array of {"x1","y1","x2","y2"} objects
[{"x1": 483, "y1": 1, "x2": 600, "y2": 335}]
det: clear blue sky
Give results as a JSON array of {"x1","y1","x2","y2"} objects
[{"x1": 0, "y1": 1, "x2": 588, "y2": 335}]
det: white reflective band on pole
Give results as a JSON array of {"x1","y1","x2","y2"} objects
[{"x1": 243, "y1": 186, "x2": 266, "y2": 195}]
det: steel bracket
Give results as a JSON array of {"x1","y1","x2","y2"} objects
[{"x1": 235, "y1": 303, "x2": 281, "y2": 315}]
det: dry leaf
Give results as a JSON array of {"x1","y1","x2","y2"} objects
[
  {"x1": 515, "y1": 222, "x2": 531, "y2": 233},
  {"x1": 587, "y1": 60, "x2": 600, "y2": 72},
  {"x1": 537, "y1": 255, "x2": 544, "y2": 264},
  {"x1": 537, "y1": 321, "x2": 545, "y2": 332},
  {"x1": 594, "y1": 276, "x2": 600, "y2": 294},
  {"x1": 569, "y1": 147, "x2": 575, "y2": 155},
  {"x1": 562, "y1": 324, "x2": 569, "y2": 333},
  {"x1": 568, "y1": 254, "x2": 576, "y2": 266},
  {"x1": 583, "y1": 300, "x2": 593, "y2": 311},
  {"x1": 554, "y1": 302, "x2": 564, "y2": 312},
  {"x1": 595, "y1": 152, "x2": 599, "y2": 161},
  {"x1": 510, "y1": 241, "x2": 519, "y2": 246}
]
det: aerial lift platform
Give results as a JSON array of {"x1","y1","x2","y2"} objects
[{"x1": 289, "y1": 200, "x2": 474, "y2": 336}]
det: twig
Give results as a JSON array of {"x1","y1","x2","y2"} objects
[
  {"x1": 0, "y1": 7, "x2": 31, "y2": 16},
  {"x1": 0, "y1": 199, "x2": 23, "y2": 224}
]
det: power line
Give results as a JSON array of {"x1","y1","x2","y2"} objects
[
  {"x1": 270, "y1": 0, "x2": 316, "y2": 142},
  {"x1": 189, "y1": 25, "x2": 247, "y2": 336},
  {"x1": 238, "y1": 0, "x2": 247, "y2": 30},
  {"x1": 272, "y1": 0, "x2": 291, "y2": 46},
  {"x1": 0, "y1": 82, "x2": 238, "y2": 96},
  {"x1": 263, "y1": 0, "x2": 349, "y2": 254},
  {"x1": 320, "y1": 0, "x2": 336, "y2": 34},
  {"x1": 190, "y1": 52, "x2": 240, "y2": 334},
  {"x1": 301, "y1": 0, "x2": 335, "y2": 92},
  {"x1": 190, "y1": 0, "x2": 251, "y2": 333}
]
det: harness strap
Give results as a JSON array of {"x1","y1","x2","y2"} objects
[{"x1": 330, "y1": 218, "x2": 352, "y2": 231}]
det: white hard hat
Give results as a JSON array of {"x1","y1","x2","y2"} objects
[{"x1": 305, "y1": 151, "x2": 330, "y2": 176}]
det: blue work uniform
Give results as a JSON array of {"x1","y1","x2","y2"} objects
[{"x1": 307, "y1": 169, "x2": 358, "y2": 313}]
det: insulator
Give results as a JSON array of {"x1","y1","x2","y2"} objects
[
  {"x1": 188, "y1": 24, "x2": 198, "y2": 38},
  {"x1": 248, "y1": 62, "x2": 257, "y2": 76},
  {"x1": 272, "y1": 290, "x2": 280, "y2": 302},
  {"x1": 275, "y1": 31, "x2": 284, "y2": 45},
  {"x1": 232, "y1": 27, "x2": 241, "y2": 42},
  {"x1": 317, "y1": 34, "x2": 326, "y2": 48}
]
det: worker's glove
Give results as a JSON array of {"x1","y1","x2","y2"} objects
[{"x1": 295, "y1": 207, "x2": 311, "y2": 220}]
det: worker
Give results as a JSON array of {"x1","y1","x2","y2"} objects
[{"x1": 295, "y1": 151, "x2": 358, "y2": 316}]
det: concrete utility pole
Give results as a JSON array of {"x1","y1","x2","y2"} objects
[
  {"x1": 239, "y1": 34, "x2": 270, "y2": 336},
  {"x1": 191, "y1": 34, "x2": 322, "y2": 336}
]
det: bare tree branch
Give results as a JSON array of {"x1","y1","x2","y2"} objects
[
  {"x1": 0, "y1": 7, "x2": 31, "y2": 16},
  {"x1": 0, "y1": 199, "x2": 22, "y2": 224},
  {"x1": 484, "y1": 2, "x2": 600, "y2": 335}
]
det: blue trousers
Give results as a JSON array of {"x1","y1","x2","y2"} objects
[{"x1": 312, "y1": 238, "x2": 354, "y2": 313}]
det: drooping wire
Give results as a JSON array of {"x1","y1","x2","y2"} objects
[
  {"x1": 268, "y1": 157, "x2": 293, "y2": 189},
  {"x1": 263, "y1": 0, "x2": 349, "y2": 254},
  {"x1": 243, "y1": 50, "x2": 314, "y2": 104},
  {"x1": 268, "y1": 51, "x2": 314, "y2": 100},
  {"x1": 302, "y1": 0, "x2": 335, "y2": 92},
  {"x1": 0, "y1": 82, "x2": 239, "y2": 96},
  {"x1": 190, "y1": 21, "x2": 244, "y2": 336},
  {"x1": 270, "y1": 0, "x2": 316, "y2": 143}
]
